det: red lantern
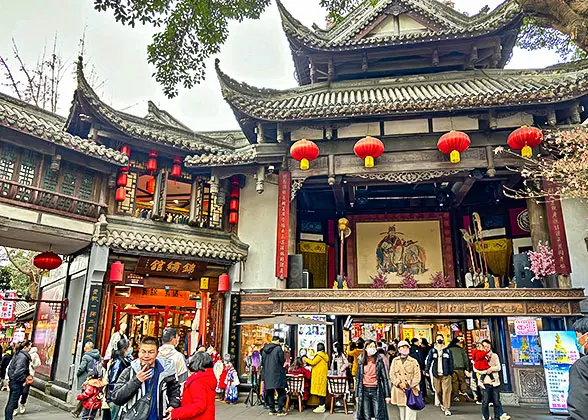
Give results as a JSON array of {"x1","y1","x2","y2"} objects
[
  {"x1": 146, "y1": 150, "x2": 158, "y2": 173},
  {"x1": 353, "y1": 136, "x2": 384, "y2": 168},
  {"x1": 437, "y1": 131, "x2": 471, "y2": 163},
  {"x1": 231, "y1": 175, "x2": 240, "y2": 186},
  {"x1": 147, "y1": 176, "x2": 156, "y2": 195},
  {"x1": 229, "y1": 211, "x2": 238, "y2": 225},
  {"x1": 230, "y1": 187, "x2": 240, "y2": 198},
  {"x1": 218, "y1": 273, "x2": 230, "y2": 293},
  {"x1": 171, "y1": 156, "x2": 182, "y2": 178},
  {"x1": 117, "y1": 172, "x2": 128, "y2": 187},
  {"x1": 33, "y1": 251, "x2": 62, "y2": 271},
  {"x1": 229, "y1": 198, "x2": 239, "y2": 211},
  {"x1": 110, "y1": 261, "x2": 124, "y2": 283},
  {"x1": 120, "y1": 145, "x2": 131, "y2": 173},
  {"x1": 508, "y1": 126, "x2": 543, "y2": 158},
  {"x1": 115, "y1": 187, "x2": 126, "y2": 202},
  {"x1": 290, "y1": 139, "x2": 319, "y2": 170}
]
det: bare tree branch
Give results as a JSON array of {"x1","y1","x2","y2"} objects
[
  {"x1": 0, "y1": 55, "x2": 22, "y2": 100},
  {"x1": 12, "y1": 38, "x2": 39, "y2": 107}
]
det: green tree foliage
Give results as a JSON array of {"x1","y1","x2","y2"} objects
[
  {"x1": 0, "y1": 266, "x2": 12, "y2": 291},
  {"x1": 93, "y1": 0, "x2": 588, "y2": 97},
  {"x1": 0, "y1": 248, "x2": 41, "y2": 297}
]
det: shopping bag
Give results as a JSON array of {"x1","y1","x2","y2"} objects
[{"x1": 406, "y1": 388, "x2": 425, "y2": 411}]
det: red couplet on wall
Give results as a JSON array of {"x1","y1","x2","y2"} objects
[{"x1": 275, "y1": 170, "x2": 291, "y2": 279}]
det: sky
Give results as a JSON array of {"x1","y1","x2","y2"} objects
[{"x1": 0, "y1": 0, "x2": 562, "y2": 132}]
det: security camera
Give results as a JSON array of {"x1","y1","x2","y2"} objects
[{"x1": 268, "y1": 165, "x2": 275, "y2": 174}]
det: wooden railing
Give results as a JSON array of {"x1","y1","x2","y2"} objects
[{"x1": 0, "y1": 178, "x2": 106, "y2": 221}]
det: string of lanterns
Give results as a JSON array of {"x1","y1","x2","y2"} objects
[
  {"x1": 229, "y1": 175, "x2": 240, "y2": 227},
  {"x1": 289, "y1": 126, "x2": 543, "y2": 168},
  {"x1": 115, "y1": 145, "x2": 131, "y2": 202}
]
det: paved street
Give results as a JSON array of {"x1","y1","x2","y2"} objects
[{"x1": 0, "y1": 390, "x2": 567, "y2": 420}]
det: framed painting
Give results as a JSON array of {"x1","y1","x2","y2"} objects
[{"x1": 346, "y1": 213, "x2": 455, "y2": 287}]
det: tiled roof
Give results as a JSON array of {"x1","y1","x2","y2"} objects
[
  {"x1": 145, "y1": 100, "x2": 192, "y2": 131},
  {"x1": 0, "y1": 92, "x2": 128, "y2": 165},
  {"x1": 278, "y1": 0, "x2": 522, "y2": 50},
  {"x1": 69, "y1": 58, "x2": 231, "y2": 154},
  {"x1": 217, "y1": 60, "x2": 588, "y2": 121},
  {"x1": 93, "y1": 217, "x2": 249, "y2": 262},
  {"x1": 184, "y1": 145, "x2": 258, "y2": 167}
]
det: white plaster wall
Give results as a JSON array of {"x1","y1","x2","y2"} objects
[
  {"x1": 237, "y1": 175, "x2": 278, "y2": 290},
  {"x1": 561, "y1": 200, "x2": 588, "y2": 309}
]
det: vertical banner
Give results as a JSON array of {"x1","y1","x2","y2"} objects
[
  {"x1": 545, "y1": 198, "x2": 572, "y2": 274},
  {"x1": 539, "y1": 331, "x2": 580, "y2": 414},
  {"x1": 275, "y1": 170, "x2": 291, "y2": 279},
  {"x1": 0, "y1": 291, "x2": 17, "y2": 321},
  {"x1": 83, "y1": 285, "x2": 103, "y2": 346}
]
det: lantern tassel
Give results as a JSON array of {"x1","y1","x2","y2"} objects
[
  {"x1": 450, "y1": 150, "x2": 461, "y2": 164},
  {"x1": 364, "y1": 156, "x2": 375, "y2": 168},
  {"x1": 300, "y1": 158, "x2": 310, "y2": 170},
  {"x1": 521, "y1": 145, "x2": 532, "y2": 158}
]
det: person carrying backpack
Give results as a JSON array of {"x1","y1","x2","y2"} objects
[
  {"x1": 76, "y1": 368, "x2": 105, "y2": 420},
  {"x1": 72, "y1": 342, "x2": 103, "y2": 418},
  {"x1": 4, "y1": 340, "x2": 32, "y2": 420}
]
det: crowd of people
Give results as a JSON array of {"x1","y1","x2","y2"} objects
[{"x1": 258, "y1": 334, "x2": 510, "y2": 420}]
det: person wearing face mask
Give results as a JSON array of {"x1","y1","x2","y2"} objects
[
  {"x1": 106, "y1": 338, "x2": 132, "y2": 420},
  {"x1": 425, "y1": 334, "x2": 454, "y2": 416},
  {"x1": 447, "y1": 336, "x2": 471, "y2": 402},
  {"x1": 389, "y1": 341, "x2": 421, "y2": 420},
  {"x1": 567, "y1": 317, "x2": 588, "y2": 420},
  {"x1": 355, "y1": 340, "x2": 391, "y2": 420}
]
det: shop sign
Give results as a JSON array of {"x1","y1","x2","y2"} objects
[
  {"x1": 125, "y1": 273, "x2": 145, "y2": 287},
  {"x1": 136, "y1": 257, "x2": 206, "y2": 279},
  {"x1": 514, "y1": 318, "x2": 538, "y2": 336},
  {"x1": 539, "y1": 331, "x2": 580, "y2": 415},
  {"x1": 68, "y1": 253, "x2": 89, "y2": 276},
  {"x1": 466, "y1": 319, "x2": 474, "y2": 330},
  {"x1": 275, "y1": 170, "x2": 291, "y2": 279},
  {"x1": 0, "y1": 291, "x2": 16, "y2": 321},
  {"x1": 200, "y1": 277, "x2": 209, "y2": 290},
  {"x1": 82, "y1": 285, "x2": 103, "y2": 346},
  {"x1": 545, "y1": 198, "x2": 572, "y2": 274}
]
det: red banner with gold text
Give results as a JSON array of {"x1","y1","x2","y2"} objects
[{"x1": 275, "y1": 171, "x2": 291, "y2": 278}]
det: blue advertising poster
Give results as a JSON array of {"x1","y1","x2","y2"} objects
[
  {"x1": 539, "y1": 331, "x2": 581, "y2": 414},
  {"x1": 511, "y1": 334, "x2": 542, "y2": 366}
]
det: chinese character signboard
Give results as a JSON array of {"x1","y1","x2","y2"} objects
[
  {"x1": 83, "y1": 285, "x2": 103, "y2": 347},
  {"x1": 136, "y1": 258, "x2": 206, "y2": 279},
  {"x1": 514, "y1": 318, "x2": 538, "y2": 336},
  {"x1": 275, "y1": 170, "x2": 291, "y2": 279},
  {"x1": 0, "y1": 291, "x2": 17, "y2": 321},
  {"x1": 125, "y1": 272, "x2": 145, "y2": 287},
  {"x1": 539, "y1": 331, "x2": 580, "y2": 414}
]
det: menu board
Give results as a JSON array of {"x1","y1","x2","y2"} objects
[
  {"x1": 539, "y1": 331, "x2": 580, "y2": 414},
  {"x1": 297, "y1": 315, "x2": 327, "y2": 358}
]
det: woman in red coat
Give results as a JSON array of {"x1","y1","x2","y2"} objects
[{"x1": 169, "y1": 352, "x2": 216, "y2": 420}]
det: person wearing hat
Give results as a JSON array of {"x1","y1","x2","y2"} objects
[
  {"x1": 159, "y1": 328, "x2": 188, "y2": 385},
  {"x1": 389, "y1": 340, "x2": 422, "y2": 420}
]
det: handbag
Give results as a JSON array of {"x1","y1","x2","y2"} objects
[
  {"x1": 120, "y1": 374, "x2": 157, "y2": 420},
  {"x1": 405, "y1": 387, "x2": 425, "y2": 411}
]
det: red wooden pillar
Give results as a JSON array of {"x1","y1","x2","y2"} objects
[{"x1": 198, "y1": 291, "x2": 210, "y2": 346}]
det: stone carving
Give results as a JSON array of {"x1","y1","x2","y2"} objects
[
  {"x1": 354, "y1": 170, "x2": 462, "y2": 184},
  {"x1": 482, "y1": 302, "x2": 525, "y2": 314},
  {"x1": 320, "y1": 302, "x2": 358, "y2": 314},
  {"x1": 527, "y1": 302, "x2": 569, "y2": 314},
  {"x1": 439, "y1": 302, "x2": 481, "y2": 314},
  {"x1": 518, "y1": 369, "x2": 547, "y2": 399},
  {"x1": 359, "y1": 301, "x2": 398, "y2": 314},
  {"x1": 282, "y1": 301, "x2": 319, "y2": 313},
  {"x1": 399, "y1": 301, "x2": 438, "y2": 314}
]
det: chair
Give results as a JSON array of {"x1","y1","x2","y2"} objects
[
  {"x1": 327, "y1": 376, "x2": 349, "y2": 414},
  {"x1": 285, "y1": 374, "x2": 305, "y2": 413}
]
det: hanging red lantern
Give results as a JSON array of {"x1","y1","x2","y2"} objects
[
  {"x1": 353, "y1": 136, "x2": 385, "y2": 168},
  {"x1": 33, "y1": 251, "x2": 62, "y2": 271},
  {"x1": 146, "y1": 150, "x2": 158, "y2": 173},
  {"x1": 218, "y1": 273, "x2": 230, "y2": 293},
  {"x1": 507, "y1": 126, "x2": 543, "y2": 158},
  {"x1": 120, "y1": 145, "x2": 131, "y2": 173},
  {"x1": 229, "y1": 211, "x2": 238, "y2": 225},
  {"x1": 229, "y1": 199, "x2": 239, "y2": 211},
  {"x1": 171, "y1": 156, "x2": 182, "y2": 178},
  {"x1": 115, "y1": 187, "x2": 126, "y2": 202},
  {"x1": 437, "y1": 131, "x2": 471, "y2": 163},
  {"x1": 230, "y1": 187, "x2": 240, "y2": 198},
  {"x1": 147, "y1": 176, "x2": 156, "y2": 195},
  {"x1": 290, "y1": 139, "x2": 319, "y2": 170},
  {"x1": 231, "y1": 175, "x2": 240, "y2": 186},
  {"x1": 110, "y1": 261, "x2": 124, "y2": 283},
  {"x1": 117, "y1": 172, "x2": 128, "y2": 187}
]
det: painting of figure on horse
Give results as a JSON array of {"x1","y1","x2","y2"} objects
[{"x1": 376, "y1": 225, "x2": 428, "y2": 276}]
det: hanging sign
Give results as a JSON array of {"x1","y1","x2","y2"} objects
[
  {"x1": 200, "y1": 277, "x2": 209, "y2": 290},
  {"x1": 514, "y1": 318, "x2": 538, "y2": 336},
  {"x1": 545, "y1": 198, "x2": 572, "y2": 274},
  {"x1": 125, "y1": 273, "x2": 145, "y2": 287},
  {"x1": 0, "y1": 291, "x2": 17, "y2": 321},
  {"x1": 83, "y1": 285, "x2": 103, "y2": 345},
  {"x1": 136, "y1": 257, "x2": 207, "y2": 279},
  {"x1": 275, "y1": 170, "x2": 291, "y2": 279}
]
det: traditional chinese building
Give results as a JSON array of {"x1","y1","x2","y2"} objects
[{"x1": 210, "y1": 0, "x2": 588, "y2": 404}]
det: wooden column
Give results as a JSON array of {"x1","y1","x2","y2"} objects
[
  {"x1": 288, "y1": 197, "x2": 297, "y2": 256},
  {"x1": 188, "y1": 176, "x2": 199, "y2": 226},
  {"x1": 526, "y1": 198, "x2": 550, "y2": 249},
  {"x1": 198, "y1": 291, "x2": 210, "y2": 346}
]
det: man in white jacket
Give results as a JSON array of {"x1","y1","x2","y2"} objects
[{"x1": 158, "y1": 328, "x2": 188, "y2": 384}]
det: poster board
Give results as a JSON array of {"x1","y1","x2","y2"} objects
[
  {"x1": 539, "y1": 331, "x2": 580, "y2": 414},
  {"x1": 297, "y1": 315, "x2": 327, "y2": 358}
]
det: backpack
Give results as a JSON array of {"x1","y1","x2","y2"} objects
[{"x1": 88, "y1": 357, "x2": 104, "y2": 379}]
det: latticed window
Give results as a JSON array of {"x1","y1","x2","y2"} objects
[
  {"x1": 60, "y1": 167, "x2": 77, "y2": 196},
  {"x1": 0, "y1": 144, "x2": 17, "y2": 181},
  {"x1": 15, "y1": 150, "x2": 38, "y2": 202},
  {"x1": 190, "y1": 177, "x2": 224, "y2": 229},
  {"x1": 78, "y1": 172, "x2": 94, "y2": 201},
  {"x1": 117, "y1": 172, "x2": 137, "y2": 215},
  {"x1": 42, "y1": 159, "x2": 59, "y2": 192}
]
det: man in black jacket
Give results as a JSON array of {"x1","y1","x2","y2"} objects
[
  {"x1": 261, "y1": 336, "x2": 287, "y2": 416},
  {"x1": 425, "y1": 334, "x2": 454, "y2": 416},
  {"x1": 568, "y1": 317, "x2": 588, "y2": 419},
  {"x1": 111, "y1": 336, "x2": 181, "y2": 420},
  {"x1": 4, "y1": 340, "x2": 32, "y2": 420}
]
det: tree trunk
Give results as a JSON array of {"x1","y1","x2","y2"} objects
[{"x1": 518, "y1": 0, "x2": 588, "y2": 52}]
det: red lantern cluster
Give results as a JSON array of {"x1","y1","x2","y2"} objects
[
  {"x1": 109, "y1": 261, "x2": 124, "y2": 283},
  {"x1": 229, "y1": 176, "x2": 240, "y2": 227},
  {"x1": 33, "y1": 251, "x2": 62, "y2": 271},
  {"x1": 437, "y1": 130, "x2": 471, "y2": 163},
  {"x1": 218, "y1": 273, "x2": 230, "y2": 293},
  {"x1": 171, "y1": 155, "x2": 182, "y2": 178},
  {"x1": 116, "y1": 145, "x2": 131, "y2": 202},
  {"x1": 354, "y1": 136, "x2": 384, "y2": 168},
  {"x1": 147, "y1": 150, "x2": 158, "y2": 173},
  {"x1": 290, "y1": 139, "x2": 319, "y2": 170},
  {"x1": 508, "y1": 126, "x2": 543, "y2": 158}
]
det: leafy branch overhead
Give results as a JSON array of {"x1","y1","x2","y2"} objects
[{"x1": 94, "y1": 0, "x2": 588, "y2": 98}]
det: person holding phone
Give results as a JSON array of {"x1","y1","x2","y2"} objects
[{"x1": 111, "y1": 336, "x2": 181, "y2": 420}]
